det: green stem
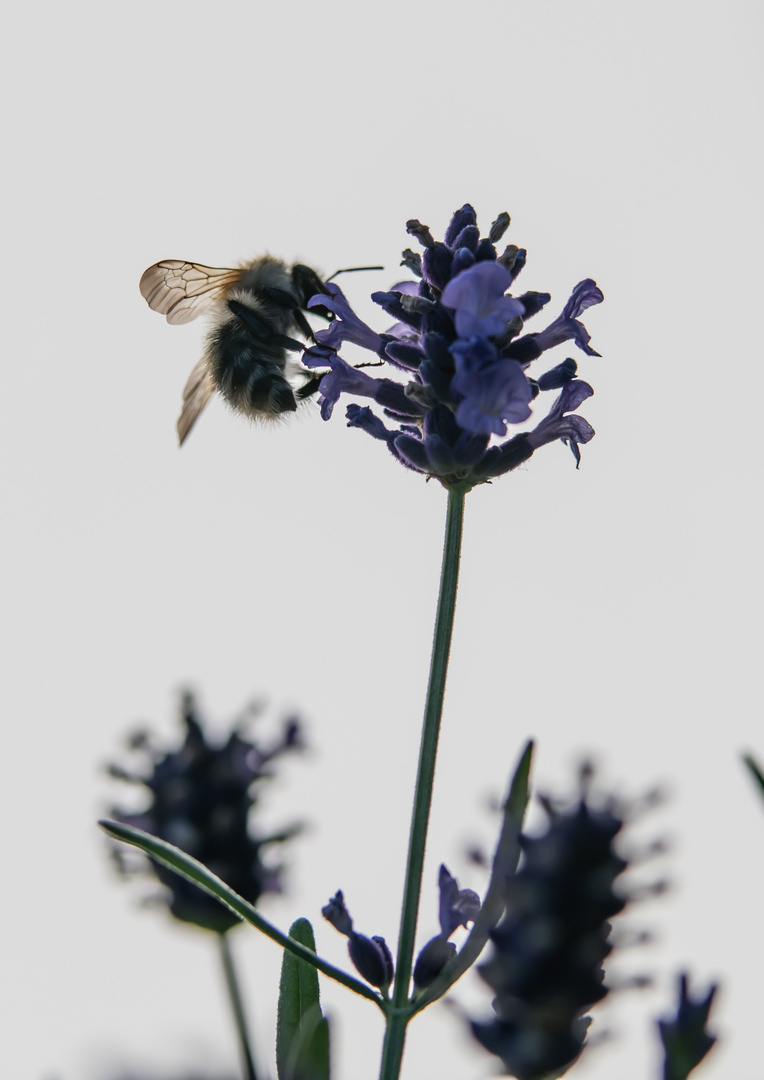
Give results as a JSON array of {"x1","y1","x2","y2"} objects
[
  {"x1": 218, "y1": 931, "x2": 258, "y2": 1080},
  {"x1": 379, "y1": 486, "x2": 466, "y2": 1080}
]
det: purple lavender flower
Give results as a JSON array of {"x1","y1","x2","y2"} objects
[
  {"x1": 527, "y1": 379, "x2": 596, "y2": 468},
  {"x1": 533, "y1": 278, "x2": 604, "y2": 357},
  {"x1": 307, "y1": 283, "x2": 384, "y2": 354},
  {"x1": 301, "y1": 205, "x2": 603, "y2": 489},
  {"x1": 302, "y1": 350, "x2": 422, "y2": 422}
]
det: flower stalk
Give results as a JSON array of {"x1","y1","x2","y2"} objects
[
  {"x1": 379, "y1": 484, "x2": 466, "y2": 1080},
  {"x1": 219, "y1": 931, "x2": 258, "y2": 1080}
]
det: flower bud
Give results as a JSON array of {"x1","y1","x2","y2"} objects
[
  {"x1": 348, "y1": 933, "x2": 394, "y2": 991},
  {"x1": 322, "y1": 890, "x2": 394, "y2": 991},
  {"x1": 413, "y1": 935, "x2": 456, "y2": 991}
]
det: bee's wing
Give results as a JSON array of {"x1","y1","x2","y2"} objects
[
  {"x1": 177, "y1": 357, "x2": 215, "y2": 445},
  {"x1": 140, "y1": 260, "x2": 243, "y2": 325}
]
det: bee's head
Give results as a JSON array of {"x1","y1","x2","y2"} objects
[{"x1": 291, "y1": 264, "x2": 331, "y2": 310}]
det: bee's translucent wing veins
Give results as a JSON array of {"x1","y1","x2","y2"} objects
[
  {"x1": 140, "y1": 260, "x2": 242, "y2": 325},
  {"x1": 177, "y1": 357, "x2": 215, "y2": 445}
]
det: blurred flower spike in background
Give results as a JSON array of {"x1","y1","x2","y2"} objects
[
  {"x1": 106, "y1": 690, "x2": 304, "y2": 934},
  {"x1": 469, "y1": 783, "x2": 631, "y2": 1080},
  {"x1": 659, "y1": 974, "x2": 718, "y2": 1080},
  {"x1": 302, "y1": 203, "x2": 603, "y2": 489}
]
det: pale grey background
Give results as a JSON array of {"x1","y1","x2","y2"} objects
[{"x1": 1, "y1": 2, "x2": 761, "y2": 1078}]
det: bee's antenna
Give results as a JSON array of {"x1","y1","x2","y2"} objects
[{"x1": 326, "y1": 265, "x2": 384, "y2": 282}]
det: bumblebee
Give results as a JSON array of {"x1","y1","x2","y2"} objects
[{"x1": 140, "y1": 256, "x2": 332, "y2": 444}]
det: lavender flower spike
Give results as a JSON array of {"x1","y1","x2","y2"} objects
[
  {"x1": 301, "y1": 204, "x2": 603, "y2": 487},
  {"x1": 107, "y1": 692, "x2": 303, "y2": 935},
  {"x1": 470, "y1": 791, "x2": 629, "y2": 1080}
]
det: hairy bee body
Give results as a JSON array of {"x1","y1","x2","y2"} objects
[
  {"x1": 140, "y1": 254, "x2": 327, "y2": 444},
  {"x1": 206, "y1": 269, "x2": 304, "y2": 420}
]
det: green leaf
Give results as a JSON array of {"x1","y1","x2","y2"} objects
[
  {"x1": 506, "y1": 739, "x2": 534, "y2": 837},
  {"x1": 277, "y1": 919, "x2": 330, "y2": 1080},
  {"x1": 743, "y1": 753, "x2": 764, "y2": 804},
  {"x1": 472, "y1": 737, "x2": 533, "y2": 924},
  {"x1": 98, "y1": 820, "x2": 383, "y2": 1007},
  {"x1": 410, "y1": 739, "x2": 534, "y2": 1013}
]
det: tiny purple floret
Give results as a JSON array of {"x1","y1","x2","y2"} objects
[
  {"x1": 534, "y1": 279, "x2": 604, "y2": 357},
  {"x1": 441, "y1": 262, "x2": 525, "y2": 339},
  {"x1": 309, "y1": 283, "x2": 384, "y2": 353},
  {"x1": 451, "y1": 337, "x2": 533, "y2": 437}
]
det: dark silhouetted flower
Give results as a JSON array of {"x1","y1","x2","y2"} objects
[
  {"x1": 303, "y1": 204, "x2": 603, "y2": 489},
  {"x1": 658, "y1": 973, "x2": 718, "y2": 1080},
  {"x1": 322, "y1": 890, "x2": 394, "y2": 993},
  {"x1": 470, "y1": 792, "x2": 630, "y2": 1080},
  {"x1": 413, "y1": 864, "x2": 480, "y2": 991},
  {"x1": 106, "y1": 691, "x2": 304, "y2": 934}
]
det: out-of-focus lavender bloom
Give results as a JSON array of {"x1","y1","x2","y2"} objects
[
  {"x1": 413, "y1": 865, "x2": 480, "y2": 991},
  {"x1": 469, "y1": 790, "x2": 631, "y2": 1080},
  {"x1": 301, "y1": 204, "x2": 603, "y2": 489},
  {"x1": 322, "y1": 890, "x2": 394, "y2": 993},
  {"x1": 658, "y1": 974, "x2": 718, "y2": 1080},
  {"x1": 106, "y1": 691, "x2": 303, "y2": 935}
]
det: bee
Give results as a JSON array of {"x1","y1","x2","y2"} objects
[{"x1": 140, "y1": 256, "x2": 337, "y2": 444}]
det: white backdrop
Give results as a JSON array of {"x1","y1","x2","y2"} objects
[{"x1": 2, "y1": 2, "x2": 761, "y2": 1078}]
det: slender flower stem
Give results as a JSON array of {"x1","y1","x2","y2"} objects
[
  {"x1": 219, "y1": 931, "x2": 258, "y2": 1080},
  {"x1": 379, "y1": 486, "x2": 467, "y2": 1080}
]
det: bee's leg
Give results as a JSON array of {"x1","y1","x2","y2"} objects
[
  {"x1": 227, "y1": 299, "x2": 272, "y2": 339},
  {"x1": 271, "y1": 333, "x2": 305, "y2": 351},
  {"x1": 258, "y1": 285, "x2": 321, "y2": 343},
  {"x1": 296, "y1": 376, "x2": 322, "y2": 401},
  {"x1": 261, "y1": 285, "x2": 300, "y2": 309},
  {"x1": 291, "y1": 307, "x2": 317, "y2": 343},
  {"x1": 227, "y1": 299, "x2": 303, "y2": 351}
]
